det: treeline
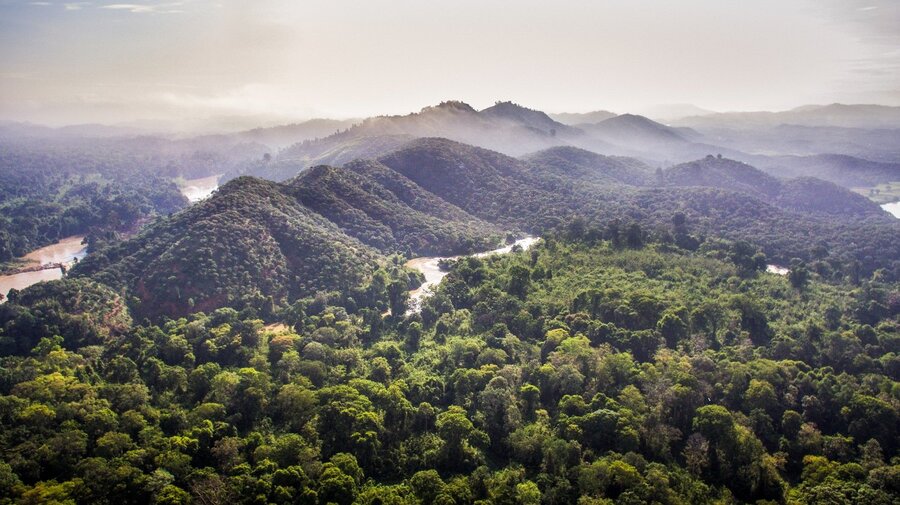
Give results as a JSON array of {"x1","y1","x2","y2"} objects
[{"x1": 0, "y1": 232, "x2": 896, "y2": 504}]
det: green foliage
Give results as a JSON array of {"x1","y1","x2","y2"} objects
[
  {"x1": 0, "y1": 142, "x2": 190, "y2": 261},
  {"x1": 0, "y1": 234, "x2": 897, "y2": 504}
]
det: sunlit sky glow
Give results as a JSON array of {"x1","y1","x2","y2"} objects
[{"x1": 1, "y1": 0, "x2": 898, "y2": 126}]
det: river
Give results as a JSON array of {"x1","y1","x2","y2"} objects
[
  {"x1": 405, "y1": 236, "x2": 540, "y2": 312},
  {"x1": 882, "y1": 201, "x2": 900, "y2": 219},
  {"x1": 0, "y1": 235, "x2": 88, "y2": 300},
  {"x1": 180, "y1": 174, "x2": 221, "y2": 203}
]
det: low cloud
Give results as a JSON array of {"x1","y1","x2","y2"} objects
[{"x1": 102, "y1": 2, "x2": 183, "y2": 13}]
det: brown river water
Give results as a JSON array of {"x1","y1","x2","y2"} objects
[
  {"x1": 0, "y1": 235, "x2": 88, "y2": 300},
  {"x1": 405, "y1": 236, "x2": 539, "y2": 312}
]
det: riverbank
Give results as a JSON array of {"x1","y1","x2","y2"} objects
[
  {"x1": 0, "y1": 235, "x2": 88, "y2": 300},
  {"x1": 405, "y1": 236, "x2": 539, "y2": 312}
]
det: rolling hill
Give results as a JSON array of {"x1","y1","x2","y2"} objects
[
  {"x1": 374, "y1": 138, "x2": 899, "y2": 268},
  {"x1": 285, "y1": 161, "x2": 503, "y2": 254},
  {"x1": 521, "y1": 146, "x2": 656, "y2": 186},
  {"x1": 664, "y1": 155, "x2": 886, "y2": 217},
  {"x1": 73, "y1": 177, "x2": 383, "y2": 319},
  {"x1": 72, "y1": 155, "x2": 505, "y2": 319},
  {"x1": 580, "y1": 114, "x2": 691, "y2": 148},
  {"x1": 663, "y1": 156, "x2": 783, "y2": 198},
  {"x1": 752, "y1": 153, "x2": 900, "y2": 188}
]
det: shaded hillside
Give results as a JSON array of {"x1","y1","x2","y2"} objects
[
  {"x1": 72, "y1": 177, "x2": 382, "y2": 319},
  {"x1": 0, "y1": 278, "x2": 132, "y2": 354},
  {"x1": 522, "y1": 146, "x2": 656, "y2": 186},
  {"x1": 224, "y1": 135, "x2": 415, "y2": 183},
  {"x1": 284, "y1": 161, "x2": 503, "y2": 254},
  {"x1": 664, "y1": 156, "x2": 783, "y2": 198},
  {"x1": 581, "y1": 114, "x2": 689, "y2": 148},
  {"x1": 775, "y1": 177, "x2": 887, "y2": 217},
  {"x1": 376, "y1": 137, "x2": 585, "y2": 230},
  {"x1": 754, "y1": 153, "x2": 900, "y2": 188},
  {"x1": 664, "y1": 155, "x2": 887, "y2": 218},
  {"x1": 378, "y1": 138, "x2": 900, "y2": 275}
]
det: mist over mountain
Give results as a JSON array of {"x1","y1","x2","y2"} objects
[
  {"x1": 636, "y1": 103, "x2": 715, "y2": 122},
  {"x1": 549, "y1": 110, "x2": 618, "y2": 125},
  {"x1": 677, "y1": 103, "x2": 900, "y2": 129},
  {"x1": 663, "y1": 155, "x2": 885, "y2": 217},
  {"x1": 751, "y1": 153, "x2": 900, "y2": 188}
]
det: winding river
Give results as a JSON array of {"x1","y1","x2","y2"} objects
[
  {"x1": 406, "y1": 236, "x2": 540, "y2": 312},
  {"x1": 0, "y1": 236, "x2": 88, "y2": 300},
  {"x1": 180, "y1": 174, "x2": 221, "y2": 203},
  {"x1": 882, "y1": 201, "x2": 900, "y2": 219}
]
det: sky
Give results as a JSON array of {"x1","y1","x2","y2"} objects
[{"x1": 0, "y1": 0, "x2": 898, "y2": 126}]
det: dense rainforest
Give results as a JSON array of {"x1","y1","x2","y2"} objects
[{"x1": 0, "y1": 230, "x2": 897, "y2": 504}]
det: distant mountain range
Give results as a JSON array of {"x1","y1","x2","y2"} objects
[
  {"x1": 6, "y1": 101, "x2": 900, "y2": 189},
  {"x1": 675, "y1": 103, "x2": 900, "y2": 129},
  {"x1": 550, "y1": 110, "x2": 618, "y2": 125}
]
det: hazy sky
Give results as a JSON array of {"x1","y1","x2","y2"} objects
[{"x1": 1, "y1": 0, "x2": 898, "y2": 125}]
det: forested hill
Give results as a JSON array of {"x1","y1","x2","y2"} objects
[
  {"x1": 284, "y1": 161, "x2": 503, "y2": 255},
  {"x1": 663, "y1": 156, "x2": 885, "y2": 218},
  {"x1": 71, "y1": 166, "x2": 504, "y2": 319},
  {"x1": 71, "y1": 177, "x2": 384, "y2": 319},
  {"x1": 521, "y1": 146, "x2": 656, "y2": 186}
]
